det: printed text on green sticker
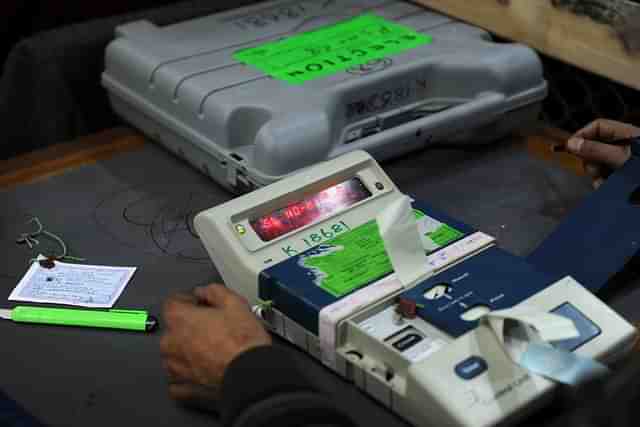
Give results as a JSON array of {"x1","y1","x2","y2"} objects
[
  {"x1": 302, "y1": 221, "x2": 391, "y2": 297},
  {"x1": 301, "y1": 214, "x2": 463, "y2": 298},
  {"x1": 233, "y1": 14, "x2": 433, "y2": 84},
  {"x1": 428, "y1": 225, "x2": 464, "y2": 247}
]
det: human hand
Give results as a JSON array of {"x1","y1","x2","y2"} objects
[
  {"x1": 160, "y1": 284, "x2": 272, "y2": 411},
  {"x1": 566, "y1": 119, "x2": 640, "y2": 189}
]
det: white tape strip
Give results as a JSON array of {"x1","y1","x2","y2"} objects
[
  {"x1": 377, "y1": 196, "x2": 429, "y2": 286},
  {"x1": 486, "y1": 306, "x2": 579, "y2": 346},
  {"x1": 319, "y1": 203, "x2": 495, "y2": 370},
  {"x1": 481, "y1": 306, "x2": 609, "y2": 385},
  {"x1": 319, "y1": 274, "x2": 404, "y2": 370},
  {"x1": 519, "y1": 343, "x2": 610, "y2": 385},
  {"x1": 425, "y1": 232, "x2": 495, "y2": 272}
]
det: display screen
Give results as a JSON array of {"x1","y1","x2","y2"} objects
[{"x1": 250, "y1": 177, "x2": 372, "y2": 242}]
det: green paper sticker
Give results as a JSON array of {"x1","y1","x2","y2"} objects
[
  {"x1": 298, "y1": 211, "x2": 463, "y2": 297},
  {"x1": 233, "y1": 14, "x2": 433, "y2": 84},
  {"x1": 415, "y1": 210, "x2": 464, "y2": 252},
  {"x1": 427, "y1": 224, "x2": 464, "y2": 247},
  {"x1": 301, "y1": 220, "x2": 392, "y2": 298}
]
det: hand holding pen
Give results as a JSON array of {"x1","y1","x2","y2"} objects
[{"x1": 558, "y1": 119, "x2": 640, "y2": 189}]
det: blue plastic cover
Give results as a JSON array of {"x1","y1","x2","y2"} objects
[{"x1": 528, "y1": 157, "x2": 640, "y2": 293}]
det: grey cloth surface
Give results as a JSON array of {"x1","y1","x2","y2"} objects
[
  {"x1": 1, "y1": 134, "x2": 638, "y2": 427},
  {"x1": 0, "y1": 0, "x2": 264, "y2": 159}
]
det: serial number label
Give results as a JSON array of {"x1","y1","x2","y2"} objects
[
  {"x1": 346, "y1": 81, "x2": 426, "y2": 120},
  {"x1": 233, "y1": 14, "x2": 432, "y2": 84},
  {"x1": 280, "y1": 221, "x2": 350, "y2": 257},
  {"x1": 299, "y1": 220, "x2": 392, "y2": 297}
]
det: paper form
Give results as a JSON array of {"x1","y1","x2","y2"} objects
[{"x1": 8, "y1": 259, "x2": 136, "y2": 308}]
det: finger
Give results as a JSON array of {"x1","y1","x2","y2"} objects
[
  {"x1": 575, "y1": 119, "x2": 637, "y2": 142},
  {"x1": 159, "y1": 333, "x2": 184, "y2": 359},
  {"x1": 593, "y1": 178, "x2": 605, "y2": 190},
  {"x1": 163, "y1": 358, "x2": 191, "y2": 383},
  {"x1": 574, "y1": 119, "x2": 614, "y2": 141},
  {"x1": 168, "y1": 383, "x2": 220, "y2": 412},
  {"x1": 583, "y1": 162, "x2": 604, "y2": 179},
  {"x1": 567, "y1": 137, "x2": 631, "y2": 169},
  {"x1": 194, "y1": 284, "x2": 238, "y2": 308},
  {"x1": 168, "y1": 383, "x2": 196, "y2": 402},
  {"x1": 169, "y1": 292, "x2": 200, "y2": 304}
]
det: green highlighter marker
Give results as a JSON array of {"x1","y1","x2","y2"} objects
[{"x1": 0, "y1": 306, "x2": 158, "y2": 332}]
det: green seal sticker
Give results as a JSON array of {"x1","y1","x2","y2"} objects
[
  {"x1": 233, "y1": 14, "x2": 433, "y2": 84},
  {"x1": 427, "y1": 224, "x2": 464, "y2": 247},
  {"x1": 301, "y1": 221, "x2": 392, "y2": 297},
  {"x1": 298, "y1": 212, "x2": 464, "y2": 297},
  {"x1": 414, "y1": 209, "x2": 464, "y2": 252}
]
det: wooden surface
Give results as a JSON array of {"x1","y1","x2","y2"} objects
[
  {"x1": 415, "y1": 0, "x2": 640, "y2": 91},
  {"x1": 0, "y1": 127, "x2": 581, "y2": 188},
  {"x1": 525, "y1": 127, "x2": 587, "y2": 176},
  {"x1": 0, "y1": 127, "x2": 145, "y2": 189},
  {"x1": 0, "y1": 126, "x2": 585, "y2": 190}
]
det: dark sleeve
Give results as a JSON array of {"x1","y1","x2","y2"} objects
[
  {"x1": 0, "y1": 390, "x2": 46, "y2": 427},
  {"x1": 220, "y1": 345, "x2": 358, "y2": 427}
]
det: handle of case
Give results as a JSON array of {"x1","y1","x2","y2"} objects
[{"x1": 331, "y1": 92, "x2": 507, "y2": 158}]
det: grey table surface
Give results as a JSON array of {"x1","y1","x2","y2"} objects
[{"x1": 1, "y1": 137, "x2": 637, "y2": 427}]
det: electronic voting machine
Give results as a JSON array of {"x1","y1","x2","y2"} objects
[
  {"x1": 195, "y1": 151, "x2": 637, "y2": 427},
  {"x1": 102, "y1": 0, "x2": 547, "y2": 193}
]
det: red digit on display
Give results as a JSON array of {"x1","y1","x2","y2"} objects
[
  {"x1": 250, "y1": 178, "x2": 371, "y2": 242},
  {"x1": 285, "y1": 207, "x2": 296, "y2": 220}
]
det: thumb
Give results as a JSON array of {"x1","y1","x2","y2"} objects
[{"x1": 567, "y1": 137, "x2": 631, "y2": 169}]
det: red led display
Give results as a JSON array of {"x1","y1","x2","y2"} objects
[{"x1": 250, "y1": 177, "x2": 372, "y2": 242}]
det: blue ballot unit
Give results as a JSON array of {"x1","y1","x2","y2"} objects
[{"x1": 194, "y1": 150, "x2": 637, "y2": 427}]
